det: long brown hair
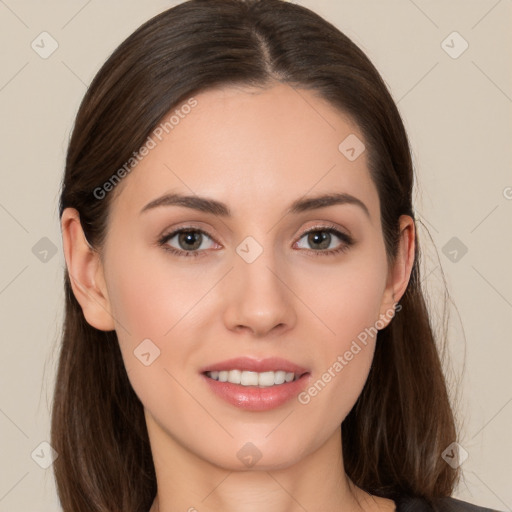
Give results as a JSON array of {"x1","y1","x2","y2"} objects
[{"x1": 52, "y1": 0, "x2": 461, "y2": 510}]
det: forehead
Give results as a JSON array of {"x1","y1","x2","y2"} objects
[{"x1": 110, "y1": 83, "x2": 379, "y2": 221}]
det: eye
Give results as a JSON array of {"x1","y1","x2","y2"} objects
[
  {"x1": 157, "y1": 224, "x2": 354, "y2": 258},
  {"x1": 158, "y1": 228, "x2": 218, "y2": 258},
  {"x1": 294, "y1": 225, "x2": 354, "y2": 256}
]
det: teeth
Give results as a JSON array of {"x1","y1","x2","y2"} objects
[
  {"x1": 206, "y1": 369, "x2": 299, "y2": 387},
  {"x1": 241, "y1": 370, "x2": 259, "y2": 386}
]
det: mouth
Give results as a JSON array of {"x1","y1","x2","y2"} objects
[{"x1": 199, "y1": 357, "x2": 311, "y2": 411}]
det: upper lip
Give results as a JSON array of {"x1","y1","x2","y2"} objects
[{"x1": 200, "y1": 357, "x2": 309, "y2": 375}]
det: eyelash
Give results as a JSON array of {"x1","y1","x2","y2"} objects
[{"x1": 157, "y1": 223, "x2": 354, "y2": 259}]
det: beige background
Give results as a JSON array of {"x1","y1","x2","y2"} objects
[{"x1": 0, "y1": 0, "x2": 511, "y2": 510}]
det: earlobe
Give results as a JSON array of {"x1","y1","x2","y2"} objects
[
  {"x1": 377, "y1": 215, "x2": 415, "y2": 329},
  {"x1": 61, "y1": 208, "x2": 116, "y2": 331}
]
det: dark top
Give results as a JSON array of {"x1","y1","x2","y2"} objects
[{"x1": 395, "y1": 495, "x2": 501, "y2": 512}]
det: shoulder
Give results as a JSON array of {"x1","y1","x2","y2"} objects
[{"x1": 394, "y1": 495, "x2": 502, "y2": 512}]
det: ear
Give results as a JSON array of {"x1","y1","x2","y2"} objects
[
  {"x1": 377, "y1": 214, "x2": 415, "y2": 329},
  {"x1": 61, "y1": 208, "x2": 116, "y2": 331}
]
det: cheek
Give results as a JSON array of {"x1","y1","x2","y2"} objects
[
  {"x1": 103, "y1": 242, "x2": 226, "y2": 396},
  {"x1": 105, "y1": 242, "x2": 210, "y2": 342},
  {"x1": 297, "y1": 248, "x2": 387, "y2": 416},
  {"x1": 298, "y1": 298, "x2": 380, "y2": 432},
  {"x1": 103, "y1": 247, "x2": 205, "y2": 424},
  {"x1": 306, "y1": 247, "x2": 388, "y2": 353}
]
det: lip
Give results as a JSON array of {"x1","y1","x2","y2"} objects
[
  {"x1": 199, "y1": 357, "x2": 309, "y2": 375},
  {"x1": 201, "y1": 373, "x2": 311, "y2": 411},
  {"x1": 199, "y1": 357, "x2": 311, "y2": 412}
]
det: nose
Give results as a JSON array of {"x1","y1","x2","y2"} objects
[{"x1": 222, "y1": 249, "x2": 297, "y2": 338}]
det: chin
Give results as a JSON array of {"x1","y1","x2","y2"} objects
[{"x1": 198, "y1": 433, "x2": 313, "y2": 472}]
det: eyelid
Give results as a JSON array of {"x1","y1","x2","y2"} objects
[
  {"x1": 158, "y1": 221, "x2": 352, "y2": 244},
  {"x1": 157, "y1": 221, "x2": 355, "y2": 257},
  {"x1": 298, "y1": 222, "x2": 353, "y2": 241},
  {"x1": 158, "y1": 222, "x2": 219, "y2": 243}
]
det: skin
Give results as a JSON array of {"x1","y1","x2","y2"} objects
[{"x1": 61, "y1": 82, "x2": 415, "y2": 512}]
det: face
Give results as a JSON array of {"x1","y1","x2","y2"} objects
[{"x1": 85, "y1": 83, "x2": 406, "y2": 470}]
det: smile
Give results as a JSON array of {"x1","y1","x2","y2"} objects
[{"x1": 204, "y1": 369, "x2": 301, "y2": 387}]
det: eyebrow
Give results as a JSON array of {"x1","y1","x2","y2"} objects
[{"x1": 140, "y1": 191, "x2": 370, "y2": 218}]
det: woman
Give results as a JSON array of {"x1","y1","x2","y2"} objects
[{"x1": 52, "y1": 1, "x2": 498, "y2": 511}]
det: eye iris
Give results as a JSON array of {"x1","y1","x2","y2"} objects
[
  {"x1": 309, "y1": 231, "x2": 330, "y2": 250},
  {"x1": 178, "y1": 231, "x2": 202, "y2": 250}
]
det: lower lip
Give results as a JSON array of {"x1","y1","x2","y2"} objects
[{"x1": 201, "y1": 373, "x2": 310, "y2": 411}]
